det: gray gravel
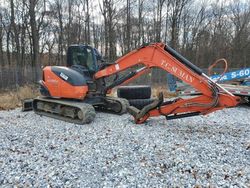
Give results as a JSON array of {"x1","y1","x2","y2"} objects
[{"x1": 0, "y1": 106, "x2": 249, "y2": 187}]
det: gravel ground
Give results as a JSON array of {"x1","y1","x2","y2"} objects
[{"x1": 0, "y1": 106, "x2": 249, "y2": 187}]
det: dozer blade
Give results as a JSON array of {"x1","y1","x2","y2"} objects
[
  {"x1": 33, "y1": 97, "x2": 96, "y2": 124},
  {"x1": 22, "y1": 99, "x2": 34, "y2": 111}
]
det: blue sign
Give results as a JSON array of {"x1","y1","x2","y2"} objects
[
  {"x1": 167, "y1": 67, "x2": 250, "y2": 92},
  {"x1": 210, "y1": 68, "x2": 250, "y2": 82}
]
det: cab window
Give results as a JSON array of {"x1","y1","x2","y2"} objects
[{"x1": 71, "y1": 46, "x2": 95, "y2": 71}]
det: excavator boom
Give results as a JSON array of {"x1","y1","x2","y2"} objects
[{"x1": 94, "y1": 43, "x2": 240, "y2": 123}]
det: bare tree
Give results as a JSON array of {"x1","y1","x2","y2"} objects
[
  {"x1": 0, "y1": 11, "x2": 4, "y2": 67},
  {"x1": 10, "y1": 0, "x2": 21, "y2": 84},
  {"x1": 168, "y1": 0, "x2": 190, "y2": 48},
  {"x1": 126, "y1": 0, "x2": 131, "y2": 52},
  {"x1": 155, "y1": 0, "x2": 166, "y2": 42},
  {"x1": 53, "y1": 0, "x2": 65, "y2": 65},
  {"x1": 100, "y1": 0, "x2": 118, "y2": 60},
  {"x1": 28, "y1": 0, "x2": 41, "y2": 80},
  {"x1": 230, "y1": 0, "x2": 250, "y2": 67},
  {"x1": 138, "y1": 0, "x2": 145, "y2": 45}
]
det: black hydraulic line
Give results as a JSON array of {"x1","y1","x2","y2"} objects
[
  {"x1": 104, "y1": 71, "x2": 137, "y2": 93},
  {"x1": 164, "y1": 45, "x2": 203, "y2": 75},
  {"x1": 165, "y1": 112, "x2": 201, "y2": 120}
]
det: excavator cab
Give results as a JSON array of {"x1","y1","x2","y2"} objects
[
  {"x1": 39, "y1": 45, "x2": 104, "y2": 100},
  {"x1": 67, "y1": 45, "x2": 103, "y2": 76}
]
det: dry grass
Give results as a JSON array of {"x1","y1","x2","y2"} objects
[{"x1": 0, "y1": 85, "x2": 39, "y2": 110}]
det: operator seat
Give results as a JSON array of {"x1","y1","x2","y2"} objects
[
  {"x1": 77, "y1": 54, "x2": 88, "y2": 68},
  {"x1": 71, "y1": 53, "x2": 93, "y2": 83}
]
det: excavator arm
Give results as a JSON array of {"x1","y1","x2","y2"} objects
[{"x1": 94, "y1": 43, "x2": 240, "y2": 124}]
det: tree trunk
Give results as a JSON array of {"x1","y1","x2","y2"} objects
[
  {"x1": 86, "y1": 0, "x2": 90, "y2": 44},
  {"x1": 57, "y1": 1, "x2": 64, "y2": 65},
  {"x1": 67, "y1": 0, "x2": 72, "y2": 48},
  {"x1": 6, "y1": 30, "x2": 11, "y2": 66},
  {"x1": 0, "y1": 13, "x2": 3, "y2": 67},
  {"x1": 126, "y1": 0, "x2": 131, "y2": 52},
  {"x1": 29, "y1": 0, "x2": 40, "y2": 82},
  {"x1": 10, "y1": 0, "x2": 21, "y2": 86}
]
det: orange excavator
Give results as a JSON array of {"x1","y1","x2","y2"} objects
[{"x1": 32, "y1": 43, "x2": 240, "y2": 124}]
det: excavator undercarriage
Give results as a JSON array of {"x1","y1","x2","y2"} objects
[{"x1": 32, "y1": 96, "x2": 129, "y2": 124}]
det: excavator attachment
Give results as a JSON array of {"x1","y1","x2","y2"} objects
[
  {"x1": 127, "y1": 92, "x2": 164, "y2": 123},
  {"x1": 95, "y1": 43, "x2": 240, "y2": 124},
  {"x1": 127, "y1": 93, "x2": 205, "y2": 124}
]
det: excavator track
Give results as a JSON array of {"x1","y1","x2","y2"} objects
[
  {"x1": 95, "y1": 96, "x2": 129, "y2": 115},
  {"x1": 33, "y1": 97, "x2": 96, "y2": 124}
]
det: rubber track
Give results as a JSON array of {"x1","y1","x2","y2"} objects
[
  {"x1": 106, "y1": 96, "x2": 129, "y2": 114},
  {"x1": 33, "y1": 97, "x2": 96, "y2": 124},
  {"x1": 95, "y1": 97, "x2": 129, "y2": 115}
]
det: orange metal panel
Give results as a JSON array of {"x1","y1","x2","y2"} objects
[{"x1": 43, "y1": 66, "x2": 88, "y2": 100}]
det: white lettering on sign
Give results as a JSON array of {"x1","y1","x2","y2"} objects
[
  {"x1": 161, "y1": 60, "x2": 194, "y2": 83},
  {"x1": 115, "y1": 64, "x2": 120, "y2": 71},
  {"x1": 60, "y1": 72, "x2": 68, "y2": 80}
]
